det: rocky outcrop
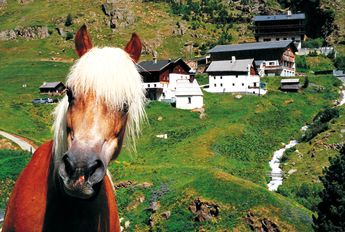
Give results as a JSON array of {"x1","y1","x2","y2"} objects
[
  {"x1": 0, "y1": 0, "x2": 7, "y2": 7},
  {"x1": 245, "y1": 211, "x2": 280, "y2": 232},
  {"x1": 0, "y1": 26, "x2": 49, "y2": 41},
  {"x1": 189, "y1": 198, "x2": 219, "y2": 222},
  {"x1": 101, "y1": 3, "x2": 135, "y2": 29},
  {"x1": 172, "y1": 21, "x2": 186, "y2": 36}
]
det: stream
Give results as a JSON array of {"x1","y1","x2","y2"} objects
[{"x1": 267, "y1": 79, "x2": 345, "y2": 191}]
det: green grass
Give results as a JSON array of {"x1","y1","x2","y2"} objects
[
  {"x1": 279, "y1": 106, "x2": 345, "y2": 211},
  {"x1": 0, "y1": 149, "x2": 31, "y2": 209}
]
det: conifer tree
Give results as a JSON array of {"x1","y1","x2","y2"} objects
[{"x1": 313, "y1": 146, "x2": 345, "y2": 231}]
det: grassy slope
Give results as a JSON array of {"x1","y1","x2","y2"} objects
[{"x1": 279, "y1": 105, "x2": 345, "y2": 211}]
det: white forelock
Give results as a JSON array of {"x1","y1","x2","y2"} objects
[{"x1": 52, "y1": 47, "x2": 146, "y2": 159}]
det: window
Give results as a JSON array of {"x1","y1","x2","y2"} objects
[
  {"x1": 242, "y1": 83, "x2": 244, "y2": 86},
  {"x1": 236, "y1": 75, "x2": 238, "y2": 78},
  {"x1": 283, "y1": 38, "x2": 287, "y2": 40},
  {"x1": 292, "y1": 37, "x2": 295, "y2": 40},
  {"x1": 269, "y1": 62, "x2": 275, "y2": 66},
  {"x1": 188, "y1": 97, "x2": 191, "y2": 104},
  {"x1": 148, "y1": 84, "x2": 150, "y2": 87},
  {"x1": 232, "y1": 83, "x2": 235, "y2": 86},
  {"x1": 214, "y1": 76, "x2": 216, "y2": 80},
  {"x1": 220, "y1": 83, "x2": 223, "y2": 87},
  {"x1": 214, "y1": 84, "x2": 216, "y2": 87},
  {"x1": 220, "y1": 76, "x2": 223, "y2": 79},
  {"x1": 154, "y1": 84, "x2": 156, "y2": 87},
  {"x1": 254, "y1": 82, "x2": 257, "y2": 87},
  {"x1": 276, "y1": 38, "x2": 280, "y2": 41},
  {"x1": 264, "y1": 38, "x2": 271, "y2": 42}
]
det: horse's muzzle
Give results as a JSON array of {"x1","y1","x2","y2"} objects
[{"x1": 58, "y1": 153, "x2": 106, "y2": 199}]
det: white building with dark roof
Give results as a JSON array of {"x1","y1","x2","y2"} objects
[
  {"x1": 208, "y1": 40, "x2": 297, "y2": 77},
  {"x1": 206, "y1": 57, "x2": 266, "y2": 95}
]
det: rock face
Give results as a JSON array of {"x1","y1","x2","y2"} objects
[
  {"x1": 0, "y1": 26, "x2": 49, "y2": 41},
  {"x1": 0, "y1": 0, "x2": 7, "y2": 7},
  {"x1": 101, "y1": 3, "x2": 135, "y2": 29}
]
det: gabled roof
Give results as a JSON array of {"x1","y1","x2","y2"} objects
[
  {"x1": 175, "y1": 79, "x2": 203, "y2": 96},
  {"x1": 39, "y1": 82, "x2": 65, "y2": 89},
  {"x1": 206, "y1": 59, "x2": 254, "y2": 73},
  {"x1": 137, "y1": 58, "x2": 190, "y2": 73},
  {"x1": 281, "y1": 79, "x2": 300, "y2": 84},
  {"x1": 254, "y1": 13, "x2": 305, "y2": 22},
  {"x1": 208, "y1": 40, "x2": 297, "y2": 54}
]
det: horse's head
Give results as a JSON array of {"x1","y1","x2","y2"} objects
[{"x1": 53, "y1": 25, "x2": 145, "y2": 199}]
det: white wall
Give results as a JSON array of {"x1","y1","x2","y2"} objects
[
  {"x1": 207, "y1": 74, "x2": 262, "y2": 94},
  {"x1": 176, "y1": 95, "x2": 203, "y2": 110}
]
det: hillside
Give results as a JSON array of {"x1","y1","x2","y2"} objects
[{"x1": 1, "y1": 0, "x2": 345, "y2": 231}]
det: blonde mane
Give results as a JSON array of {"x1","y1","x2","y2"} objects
[{"x1": 52, "y1": 47, "x2": 146, "y2": 159}]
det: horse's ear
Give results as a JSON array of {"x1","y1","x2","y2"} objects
[
  {"x1": 124, "y1": 33, "x2": 142, "y2": 63},
  {"x1": 75, "y1": 25, "x2": 93, "y2": 57}
]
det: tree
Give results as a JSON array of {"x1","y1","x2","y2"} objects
[{"x1": 313, "y1": 146, "x2": 345, "y2": 231}]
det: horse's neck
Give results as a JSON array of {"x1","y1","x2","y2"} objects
[{"x1": 43, "y1": 156, "x2": 120, "y2": 232}]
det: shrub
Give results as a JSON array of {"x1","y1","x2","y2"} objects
[
  {"x1": 296, "y1": 56, "x2": 309, "y2": 71},
  {"x1": 313, "y1": 107, "x2": 339, "y2": 123},
  {"x1": 302, "y1": 38, "x2": 325, "y2": 49},
  {"x1": 301, "y1": 121, "x2": 328, "y2": 142},
  {"x1": 303, "y1": 76, "x2": 309, "y2": 88},
  {"x1": 313, "y1": 146, "x2": 345, "y2": 231},
  {"x1": 65, "y1": 13, "x2": 73, "y2": 27},
  {"x1": 65, "y1": 32, "x2": 74, "y2": 41},
  {"x1": 334, "y1": 56, "x2": 345, "y2": 70}
]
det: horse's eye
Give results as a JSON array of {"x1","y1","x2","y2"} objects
[
  {"x1": 122, "y1": 103, "x2": 129, "y2": 113},
  {"x1": 66, "y1": 88, "x2": 74, "y2": 103}
]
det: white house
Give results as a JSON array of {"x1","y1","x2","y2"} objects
[
  {"x1": 205, "y1": 58, "x2": 266, "y2": 95},
  {"x1": 174, "y1": 78, "x2": 203, "y2": 110},
  {"x1": 143, "y1": 73, "x2": 204, "y2": 110}
]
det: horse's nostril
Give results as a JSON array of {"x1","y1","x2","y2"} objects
[
  {"x1": 87, "y1": 160, "x2": 102, "y2": 178},
  {"x1": 63, "y1": 155, "x2": 75, "y2": 177}
]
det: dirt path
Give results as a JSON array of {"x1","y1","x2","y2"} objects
[{"x1": 0, "y1": 130, "x2": 37, "y2": 154}]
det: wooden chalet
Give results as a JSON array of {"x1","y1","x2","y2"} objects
[
  {"x1": 137, "y1": 58, "x2": 191, "y2": 83},
  {"x1": 253, "y1": 11, "x2": 305, "y2": 50},
  {"x1": 39, "y1": 82, "x2": 66, "y2": 94}
]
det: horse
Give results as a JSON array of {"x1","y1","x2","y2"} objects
[{"x1": 2, "y1": 25, "x2": 146, "y2": 232}]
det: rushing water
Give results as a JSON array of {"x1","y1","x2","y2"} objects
[
  {"x1": 267, "y1": 82, "x2": 345, "y2": 192},
  {"x1": 267, "y1": 140, "x2": 299, "y2": 191}
]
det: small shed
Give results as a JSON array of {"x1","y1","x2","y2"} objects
[
  {"x1": 39, "y1": 82, "x2": 66, "y2": 94},
  {"x1": 174, "y1": 79, "x2": 203, "y2": 110},
  {"x1": 280, "y1": 79, "x2": 300, "y2": 91}
]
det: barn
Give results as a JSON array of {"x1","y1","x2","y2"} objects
[{"x1": 39, "y1": 82, "x2": 66, "y2": 94}]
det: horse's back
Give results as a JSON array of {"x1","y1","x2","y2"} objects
[{"x1": 2, "y1": 141, "x2": 53, "y2": 232}]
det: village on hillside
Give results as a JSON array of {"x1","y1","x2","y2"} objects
[{"x1": 39, "y1": 10, "x2": 343, "y2": 110}]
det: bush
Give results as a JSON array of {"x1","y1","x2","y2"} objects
[
  {"x1": 313, "y1": 146, "x2": 345, "y2": 231},
  {"x1": 65, "y1": 13, "x2": 73, "y2": 27},
  {"x1": 301, "y1": 121, "x2": 328, "y2": 142},
  {"x1": 303, "y1": 76, "x2": 309, "y2": 88},
  {"x1": 65, "y1": 32, "x2": 74, "y2": 41},
  {"x1": 296, "y1": 56, "x2": 309, "y2": 71},
  {"x1": 313, "y1": 107, "x2": 339, "y2": 123},
  {"x1": 302, "y1": 38, "x2": 325, "y2": 49},
  {"x1": 334, "y1": 56, "x2": 345, "y2": 70}
]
